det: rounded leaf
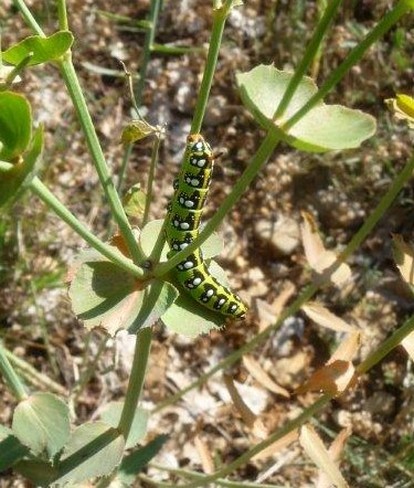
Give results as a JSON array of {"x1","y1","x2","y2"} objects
[
  {"x1": 237, "y1": 64, "x2": 376, "y2": 152},
  {"x1": 12, "y1": 392, "x2": 70, "y2": 458},
  {"x1": 3, "y1": 31, "x2": 74, "y2": 66},
  {"x1": 100, "y1": 401, "x2": 149, "y2": 449},
  {"x1": 57, "y1": 421, "x2": 124, "y2": 484},
  {"x1": 161, "y1": 261, "x2": 229, "y2": 337}
]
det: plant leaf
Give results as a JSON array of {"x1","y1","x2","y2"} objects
[
  {"x1": 123, "y1": 183, "x2": 147, "y2": 218},
  {"x1": 12, "y1": 392, "x2": 70, "y2": 458},
  {"x1": 0, "y1": 125, "x2": 44, "y2": 207},
  {"x1": 117, "y1": 435, "x2": 168, "y2": 485},
  {"x1": 237, "y1": 64, "x2": 376, "y2": 152},
  {"x1": 3, "y1": 31, "x2": 74, "y2": 66},
  {"x1": 392, "y1": 234, "x2": 414, "y2": 291},
  {"x1": 0, "y1": 91, "x2": 32, "y2": 161},
  {"x1": 99, "y1": 401, "x2": 149, "y2": 449},
  {"x1": 0, "y1": 432, "x2": 30, "y2": 472},
  {"x1": 13, "y1": 459, "x2": 58, "y2": 486},
  {"x1": 300, "y1": 424, "x2": 349, "y2": 488},
  {"x1": 161, "y1": 261, "x2": 229, "y2": 336},
  {"x1": 68, "y1": 247, "x2": 178, "y2": 335},
  {"x1": 121, "y1": 119, "x2": 157, "y2": 144},
  {"x1": 57, "y1": 421, "x2": 124, "y2": 484}
]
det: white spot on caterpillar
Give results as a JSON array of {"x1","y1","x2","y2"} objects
[
  {"x1": 190, "y1": 178, "x2": 199, "y2": 187},
  {"x1": 173, "y1": 244, "x2": 179, "y2": 250},
  {"x1": 193, "y1": 277, "x2": 202, "y2": 286},
  {"x1": 191, "y1": 158, "x2": 198, "y2": 165},
  {"x1": 174, "y1": 220, "x2": 180, "y2": 228},
  {"x1": 201, "y1": 297, "x2": 209, "y2": 302},
  {"x1": 218, "y1": 298, "x2": 225, "y2": 306},
  {"x1": 230, "y1": 304, "x2": 237, "y2": 312},
  {"x1": 206, "y1": 289, "x2": 214, "y2": 297},
  {"x1": 185, "y1": 200, "x2": 194, "y2": 208},
  {"x1": 197, "y1": 159, "x2": 206, "y2": 168},
  {"x1": 180, "y1": 243, "x2": 189, "y2": 249},
  {"x1": 180, "y1": 222, "x2": 190, "y2": 230},
  {"x1": 179, "y1": 197, "x2": 185, "y2": 204},
  {"x1": 183, "y1": 261, "x2": 194, "y2": 269},
  {"x1": 195, "y1": 142, "x2": 203, "y2": 150}
]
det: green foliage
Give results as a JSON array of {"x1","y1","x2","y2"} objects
[
  {"x1": 0, "y1": 91, "x2": 32, "y2": 161},
  {"x1": 11, "y1": 392, "x2": 70, "y2": 458},
  {"x1": 100, "y1": 401, "x2": 149, "y2": 449},
  {"x1": 237, "y1": 65, "x2": 377, "y2": 152},
  {"x1": 2, "y1": 31, "x2": 74, "y2": 66}
]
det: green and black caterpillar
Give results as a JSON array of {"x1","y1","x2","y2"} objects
[{"x1": 166, "y1": 134, "x2": 247, "y2": 319}]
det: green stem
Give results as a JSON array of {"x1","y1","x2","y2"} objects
[
  {"x1": 273, "y1": 0, "x2": 342, "y2": 119},
  {"x1": 143, "y1": 135, "x2": 161, "y2": 225},
  {"x1": 190, "y1": 4, "x2": 229, "y2": 134},
  {"x1": 16, "y1": 171, "x2": 144, "y2": 278},
  {"x1": 56, "y1": 0, "x2": 69, "y2": 31},
  {"x1": 284, "y1": 0, "x2": 412, "y2": 130},
  {"x1": 118, "y1": 327, "x2": 152, "y2": 439},
  {"x1": 135, "y1": 0, "x2": 162, "y2": 106},
  {"x1": 154, "y1": 130, "x2": 281, "y2": 276},
  {"x1": 154, "y1": 153, "x2": 414, "y2": 412},
  {"x1": 0, "y1": 342, "x2": 28, "y2": 401},
  {"x1": 12, "y1": 0, "x2": 45, "y2": 36},
  {"x1": 155, "y1": 0, "x2": 410, "y2": 279},
  {"x1": 4, "y1": 348, "x2": 67, "y2": 396},
  {"x1": 358, "y1": 314, "x2": 414, "y2": 375},
  {"x1": 58, "y1": 56, "x2": 146, "y2": 266}
]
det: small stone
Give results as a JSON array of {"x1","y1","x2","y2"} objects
[{"x1": 254, "y1": 216, "x2": 300, "y2": 256}]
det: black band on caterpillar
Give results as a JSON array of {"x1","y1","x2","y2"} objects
[{"x1": 166, "y1": 134, "x2": 247, "y2": 319}]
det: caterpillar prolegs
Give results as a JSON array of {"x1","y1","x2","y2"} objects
[{"x1": 166, "y1": 134, "x2": 247, "y2": 319}]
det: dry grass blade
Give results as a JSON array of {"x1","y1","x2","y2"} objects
[
  {"x1": 392, "y1": 234, "x2": 414, "y2": 287},
  {"x1": 194, "y1": 435, "x2": 215, "y2": 474},
  {"x1": 243, "y1": 355, "x2": 290, "y2": 398},
  {"x1": 299, "y1": 424, "x2": 349, "y2": 488},
  {"x1": 302, "y1": 302, "x2": 358, "y2": 333},
  {"x1": 301, "y1": 212, "x2": 351, "y2": 287}
]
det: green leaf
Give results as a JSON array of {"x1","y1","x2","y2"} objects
[
  {"x1": 161, "y1": 261, "x2": 228, "y2": 337},
  {"x1": 13, "y1": 459, "x2": 58, "y2": 486},
  {"x1": 100, "y1": 401, "x2": 149, "y2": 449},
  {"x1": 57, "y1": 421, "x2": 124, "y2": 484},
  {"x1": 68, "y1": 247, "x2": 178, "y2": 335},
  {"x1": 121, "y1": 119, "x2": 157, "y2": 144},
  {"x1": 0, "y1": 91, "x2": 32, "y2": 161},
  {"x1": 123, "y1": 183, "x2": 147, "y2": 218},
  {"x1": 0, "y1": 125, "x2": 44, "y2": 207},
  {"x1": 117, "y1": 435, "x2": 168, "y2": 485},
  {"x1": 0, "y1": 433, "x2": 30, "y2": 472},
  {"x1": 11, "y1": 392, "x2": 70, "y2": 458},
  {"x1": 3, "y1": 31, "x2": 74, "y2": 66},
  {"x1": 237, "y1": 65, "x2": 376, "y2": 152}
]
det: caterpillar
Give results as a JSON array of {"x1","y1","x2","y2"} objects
[{"x1": 166, "y1": 134, "x2": 247, "y2": 319}]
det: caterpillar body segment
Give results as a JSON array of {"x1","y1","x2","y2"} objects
[{"x1": 166, "y1": 134, "x2": 247, "y2": 319}]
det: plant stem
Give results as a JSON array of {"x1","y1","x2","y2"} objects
[
  {"x1": 12, "y1": 0, "x2": 45, "y2": 37},
  {"x1": 190, "y1": 4, "x2": 229, "y2": 134},
  {"x1": 154, "y1": 152, "x2": 414, "y2": 412},
  {"x1": 284, "y1": 0, "x2": 413, "y2": 130},
  {"x1": 58, "y1": 56, "x2": 146, "y2": 266},
  {"x1": 56, "y1": 0, "x2": 69, "y2": 31},
  {"x1": 118, "y1": 327, "x2": 152, "y2": 439},
  {"x1": 273, "y1": 0, "x2": 342, "y2": 119},
  {"x1": 4, "y1": 348, "x2": 67, "y2": 396},
  {"x1": 135, "y1": 0, "x2": 162, "y2": 106},
  {"x1": 12, "y1": 170, "x2": 144, "y2": 278},
  {"x1": 0, "y1": 341, "x2": 28, "y2": 401},
  {"x1": 358, "y1": 314, "x2": 414, "y2": 375},
  {"x1": 143, "y1": 135, "x2": 161, "y2": 226}
]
